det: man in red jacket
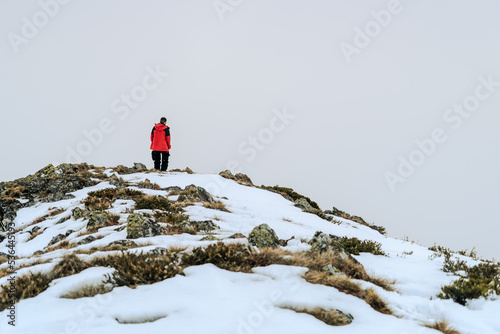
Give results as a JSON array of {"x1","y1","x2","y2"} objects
[{"x1": 150, "y1": 117, "x2": 171, "y2": 171}]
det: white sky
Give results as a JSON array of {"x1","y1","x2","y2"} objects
[{"x1": 0, "y1": 0, "x2": 499, "y2": 260}]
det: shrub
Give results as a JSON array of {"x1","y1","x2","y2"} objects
[
  {"x1": 182, "y1": 242, "x2": 254, "y2": 272},
  {"x1": 84, "y1": 188, "x2": 144, "y2": 210},
  {"x1": 0, "y1": 272, "x2": 52, "y2": 311},
  {"x1": 52, "y1": 254, "x2": 90, "y2": 278},
  {"x1": 337, "y1": 237, "x2": 386, "y2": 256},
  {"x1": 438, "y1": 278, "x2": 499, "y2": 305},
  {"x1": 92, "y1": 252, "x2": 181, "y2": 287},
  {"x1": 442, "y1": 253, "x2": 468, "y2": 274},
  {"x1": 135, "y1": 195, "x2": 179, "y2": 212},
  {"x1": 153, "y1": 211, "x2": 189, "y2": 225}
]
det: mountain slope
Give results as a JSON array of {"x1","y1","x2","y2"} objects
[{"x1": 0, "y1": 164, "x2": 498, "y2": 334}]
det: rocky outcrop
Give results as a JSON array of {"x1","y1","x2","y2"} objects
[
  {"x1": 248, "y1": 224, "x2": 280, "y2": 248},
  {"x1": 0, "y1": 163, "x2": 94, "y2": 232},
  {"x1": 113, "y1": 163, "x2": 148, "y2": 174},
  {"x1": 126, "y1": 213, "x2": 165, "y2": 239},
  {"x1": 219, "y1": 170, "x2": 253, "y2": 185}
]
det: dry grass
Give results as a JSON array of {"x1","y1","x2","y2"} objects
[
  {"x1": 61, "y1": 284, "x2": 113, "y2": 299},
  {"x1": 16, "y1": 258, "x2": 52, "y2": 271},
  {"x1": 0, "y1": 267, "x2": 9, "y2": 279},
  {"x1": 425, "y1": 320, "x2": 461, "y2": 334},
  {"x1": 48, "y1": 208, "x2": 65, "y2": 217},
  {"x1": 281, "y1": 307, "x2": 352, "y2": 326},
  {"x1": 44, "y1": 240, "x2": 72, "y2": 253},
  {"x1": 364, "y1": 288, "x2": 392, "y2": 315},
  {"x1": 305, "y1": 271, "x2": 364, "y2": 297},
  {"x1": 203, "y1": 201, "x2": 230, "y2": 212},
  {"x1": 1, "y1": 185, "x2": 26, "y2": 199},
  {"x1": 283, "y1": 217, "x2": 293, "y2": 222},
  {"x1": 27, "y1": 230, "x2": 43, "y2": 241},
  {"x1": 0, "y1": 255, "x2": 8, "y2": 265}
]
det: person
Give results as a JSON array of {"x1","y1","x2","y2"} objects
[{"x1": 150, "y1": 117, "x2": 171, "y2": 171}]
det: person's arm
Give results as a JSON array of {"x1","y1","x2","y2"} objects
[
  {"x1": 151, "y1": 127, "x2": 155, "y2": 142},
  {"x1": 165, "y1": 128, "x2": 171, "y2": 150}
]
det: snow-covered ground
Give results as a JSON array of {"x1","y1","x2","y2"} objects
[{"x1": 0, "y1": 170, "x2": 498, "y2": 334}]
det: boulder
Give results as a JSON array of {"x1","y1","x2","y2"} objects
[
  {"x1": 235, "y1": 173, "x2": 253, "y2": 185},
  {"x1": 108, "y1": 240, "x2": 137, "y2": 248},
  {"x1": 72, "y1": 207, "x2": 89, "y2": 220},
  {"x1": 294, "y1": 198, "x2": 315, "y2": 212},
  {"x1": 86, "y1": 211, "x2": 112, "y2": 231},
  {"x1": 126, "y1": 213, "x2": 165, "y2": 239},
  {"x1": 110, "y1": 175, "x2": 125, "y2": 188},
  {"x1": 200, "y1": 235, "x2": 219, "y2": 241},
  {"x1": 309, "y1": 231, "x2": 344, "y2": 253},
  {"x1": 133, "y1": 162, "x2": 147, "y2": 171},
  {"x1": 190, "y1": 220, "x2": 219, "y2": 232},
  {"x1": 248, "y1": 224, "x2": 280, "y2": 248},
  {"x1": 48, "y1": 233, "x2": 66, "y2": 246},
  {"x1": 184, "y1": 185, "x2": 214, "y2": 203},
  {"x1": 76, "y1": 235, "x2": 97, "y2": 245},
  {"x1": 228, "y1": 233, "x2": 246, "y2": 239}
]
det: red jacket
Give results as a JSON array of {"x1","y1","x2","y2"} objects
[{"x1": 150, "y1": 123, "x2": 171, "y2": 152}]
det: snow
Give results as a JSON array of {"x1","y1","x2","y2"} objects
[{"x1": 0, "y1": 170, "x2": 498, "y2": 333}]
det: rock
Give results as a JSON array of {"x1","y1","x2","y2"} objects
[
  {"x1": 114, "y1": 225, "x2": 126, "y2": 232},
  {"x1": 49, "y1": 233, "x2": 66, "y2": 246},
  {"x1": 56, "y1": 216, "x2": 70, "y2": 225},
  {"x1": 309, "y1": 231, "x2": 344, "y2": 253},
  {"x1": 234, "y1": 173, "x2": 253, "y2": 185},
  {"x1": 200, "y1": 235, "x2": 219, "y2": 241},
  {"x1": 65, "y1": 230, "x2": 75, "y2": 237},
  {"x1": 108, "y1": 240, "x2": 137, "y2": 248},
  {"x1": 86, "y1": 211, "x2": 112, "y2": 231},
  {"x1": 164, "y1": 186, "x2": 182, "y2": 193},
  {"x1": 219, "y1": 170, "x2": 235, "y2": 180},
  {"x1": 331, "y1": 309, "x2": 354, "y2": 325},
  {"x1": 76, "y1": 235, "x2": 97, "y2": 245},
  {"x1": 184, "y1": 185, "x2": 214, "y2": 203},
  {"x1": 248, "y1": 224, "x2": 280, "y2": 248},
  {"x1": 228, "y1": 233, "x2": 246, "y2": 239},
  {"x1": 219, "y1": 170, "x2": 253, "y2": 185},
  {"x1": 72, "y1": 207, "x2": 89, "y2": 220},
  {"x1": 177, "y1": 194, "x2": 189, "y2": 202},
  {"x1": 323, "y1": 263, "x2": 343, "y2": 276},
  {"x1": 31, "y1": 226, "x2": 41, "y2": 234},
  {"x1": 133, "y1": 162, "x2": 147, "y2": 171},
  {"x1": 190, "y1": 220, "x2": 219, "y2": 232},
  {"x1": 0, "y1": 234, "x2": 5, "y2": 243},
  {"x1": 126, "y1": 213, "x2": 165, "y2": 239},
  {"x1": 294, "y1": 198, "x2": 315, "y2": 212},
  {"x1": 110, "y1": 175, "x2": 125, "y2": 188}
]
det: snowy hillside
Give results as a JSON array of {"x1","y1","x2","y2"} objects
[{"x1": 0, "y1": 164, "x2": 498, "y2": 334}]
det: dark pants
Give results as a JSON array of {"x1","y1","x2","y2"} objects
[{"x1": 152, "y1": 151, "x2": 169, "y2": 171}]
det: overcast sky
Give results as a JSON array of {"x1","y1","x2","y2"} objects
[{"x1": 1, "y1": 0, "x2": 499, "y2": 260}]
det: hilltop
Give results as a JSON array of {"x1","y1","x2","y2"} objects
[{"x1": 0, "y1": 163, "x2": 499, "y2": 334}]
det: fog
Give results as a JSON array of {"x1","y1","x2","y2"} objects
[{"x1": 1, "y1": 0, "x2": 499, "y2": 260}]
